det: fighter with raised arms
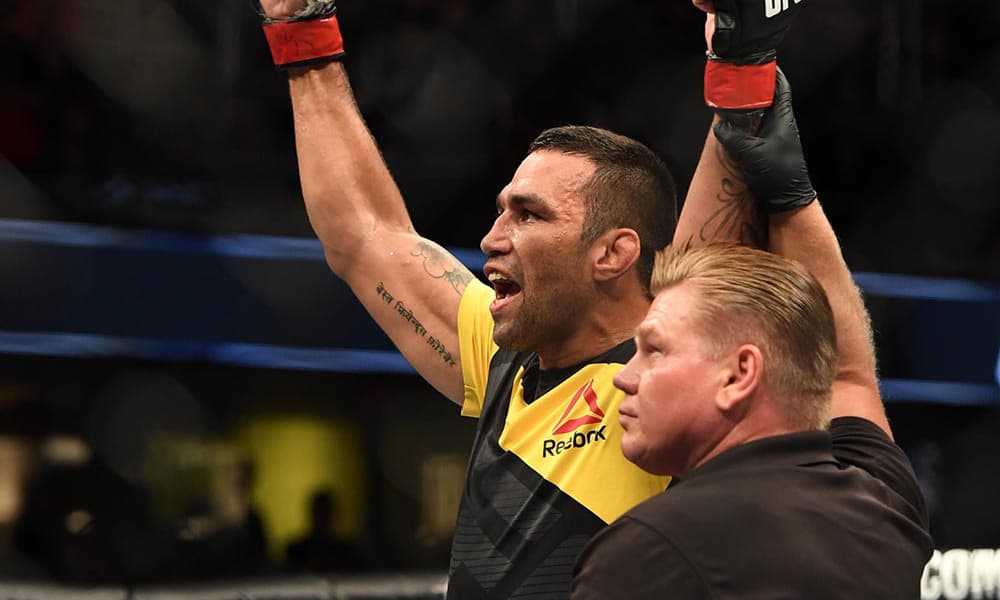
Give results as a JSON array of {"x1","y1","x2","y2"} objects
[{"x1": 255, "y1": 0, "x2": 802, "y2": 596}]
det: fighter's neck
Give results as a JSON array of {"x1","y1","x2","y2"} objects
[{"x1": 535, "y1": 301, "x2": 649, "y2": 370}]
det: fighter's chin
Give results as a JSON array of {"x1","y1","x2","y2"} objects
[{"x1": 491, "y1": 323, "x2": 533, "y2": 352}]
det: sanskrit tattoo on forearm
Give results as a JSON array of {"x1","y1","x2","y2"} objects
[
  {"x1": 698, "y1": 144, "x2": 766, "y2": 248},
  {"x1": 411, "y1": 240, "x2": 474, "y2": 296},
  {"x1": 374, "y1": 281, "x2": 456, "y2": 367}
]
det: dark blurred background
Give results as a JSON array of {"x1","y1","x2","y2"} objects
[{"x1": 0, "y1": 0, "x2": 998, "y2": 589}]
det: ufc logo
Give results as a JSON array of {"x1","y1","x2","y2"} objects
[{"x1": 765, "y1": 0, "x2": 802, "y2": 18}]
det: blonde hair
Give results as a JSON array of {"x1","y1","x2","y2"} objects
[{"x1": 651, "y1": 244, "x2": 837, "y2": 430}]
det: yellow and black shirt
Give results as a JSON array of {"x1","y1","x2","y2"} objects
[{"x1": 447, "y1": 280, "x2": 670, "y2": 599}]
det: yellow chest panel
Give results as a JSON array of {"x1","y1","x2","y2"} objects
[{"x1": 498, "y1": 362, "x2": 670, "y2": 524}]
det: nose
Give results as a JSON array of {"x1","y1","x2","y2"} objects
[
  {"x1": 480, "y1": 214, "x2": 512, "y2": 256},
  {"x1": 613, "y1": 361, "x2": 639, "y2": 395}
]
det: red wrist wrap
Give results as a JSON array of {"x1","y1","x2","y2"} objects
[
  {"x1": 704, "y1": 60, "x2": 777, "y2": 110},
  {"x1": 263, "y1": 15, "x2": 345, "y2": 68}
]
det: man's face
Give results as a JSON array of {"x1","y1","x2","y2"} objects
[
  {"x1": 480, "y1": 151, "x2": 594, "y2": 352},
  {"x1": 613, "y1": 283, "x2": 731, "y2": 476}
]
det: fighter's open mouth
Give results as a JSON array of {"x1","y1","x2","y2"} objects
[{"x1": 489, "y1": 274, "x2": 522, "y2": 300}]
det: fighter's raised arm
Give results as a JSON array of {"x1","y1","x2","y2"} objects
[
  {"x1": 259, "y1": 0, "x2": 472, "y2": 404},
  {"x1": 260, "y1": 3, "x2": 688, "y2": 595},
  {"x1": 675, "y1": 0, "x2": 805, "y2": 249},
  {"x1": 714, "y1": 71, "x2": 891, "y2": 436}
]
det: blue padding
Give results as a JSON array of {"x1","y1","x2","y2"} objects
[
  {"x1": 0, "y1": 329, "x2": 996, "y2": 402},
  {"x1": 0, "y1": 330, "x2": 414, "y2": 374},
  {"x1": 1, "y1": 218, "x2": 996, "y2": 400},
  {"x1": 210, "y1": 343, "x2": 414, "y2": 373},
  {"x1": 853, "y1": 272, "x2": 1000, "y2": 303},
  {"x1": 1, "y1": 218, "x2": 997, "y2": 301},
  {"x1": 449, "y1": 247, "x2": 487, "y2": 273},
  {"x1": 880, "y1": 378, "x2": 999, "y2": 406},
  {"x1": 0, "y1": 217, "x2": 326, "y2": 261},
  {"x1": 0, "y1": 217, "x2": 489, "y2": 268}
]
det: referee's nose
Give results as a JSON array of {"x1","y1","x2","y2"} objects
[{"x1": 613, "y1": 358, "x2": 639, "y2": 396}]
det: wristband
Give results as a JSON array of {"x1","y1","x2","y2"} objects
[
  {"x1": 704, "y1": 58, "x2": 776, "y2": 111},
  {"x1": 263, "y1": 15, "x2": 345, "y2": 69}
]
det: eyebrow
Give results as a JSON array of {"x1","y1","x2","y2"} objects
[
  {"x1": 636, "y1": 320, "x2": 656, "y2": 340},
  {"x1": 496, "y1": 192, "x2": 548, "y2": 212}
]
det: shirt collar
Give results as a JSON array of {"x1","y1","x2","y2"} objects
[{"x1": 675, "y1": 430, "x2": 836, "y2": 485}]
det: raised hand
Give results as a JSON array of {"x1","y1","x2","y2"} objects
[
  {"x1": 713, "y1": 70, "x2": 816, "y2": 214},
  {"x1": 698, "y1": 0, "x2": 806, "y2": 113}
]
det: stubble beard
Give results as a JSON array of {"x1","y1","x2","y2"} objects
[
  {"x1": 492, "y1": 296, "x2": 544, "y2": 352},
  {"x1": 492, "y1": 288, "x2": 581, "y2": 354},
  {"x1": 493, "y1": 247, "x2": 590, "y2": 354}
]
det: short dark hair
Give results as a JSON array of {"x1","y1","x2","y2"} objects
[{"x1": 529, "y1": 125, "x2": 678, "y2": 292}]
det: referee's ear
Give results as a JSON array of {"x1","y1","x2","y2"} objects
[
  {"x1": 592, "y1": 228, "x2": 641, "y2": 283},
  {"x1": 716, "y1": 343, "x2": 764, "y2": 417}
]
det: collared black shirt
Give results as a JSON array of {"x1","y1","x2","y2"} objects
[{"x1": 571, "y1": 417, "x2": 934, "y2": 599}]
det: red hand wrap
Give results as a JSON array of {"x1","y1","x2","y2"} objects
[
  {"x1": 263, "y1": 15, "x2": 345, "y2": 68},
  {"x1": 704, "y1": 60, "x2": 777, "y2": 110}
]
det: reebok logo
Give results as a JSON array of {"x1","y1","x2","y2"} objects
[
  {"x1": 765, "y1": 0, "x2": 802, "y2": 18},
  {"x1": 542, "y1": 427, "x2": 607, "y2": 458},
  {"x1": 552, "y1": 380, "x2": 604, "y2": 434},
  {"x1": 542, "y1": 380, "x2": 608, "y2": 458}
]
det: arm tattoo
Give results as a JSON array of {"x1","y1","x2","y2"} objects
[
  {"x1": 411, "y1": 240, "x2": 474, "y2": 296},
  {"x1": 698, "y1": 144, "x2": 767, "y2": 248},
  {"x1": 374, "y1": 281, "x2": 456, "y2": 367}
]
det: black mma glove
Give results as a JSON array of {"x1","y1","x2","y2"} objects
[
  {"x1": 705, "y1": 0, "x2": 806, "y2": 113},
  {"x1": 713, "y1": 69, "x2": 816, "y2": 214},
  {"x1": 260, "y1": 0, "x2": 345, "y2": 70}
]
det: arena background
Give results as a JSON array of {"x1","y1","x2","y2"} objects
[{"x1": 0, "y1": 0, "x2": 998, "y2": 598}]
